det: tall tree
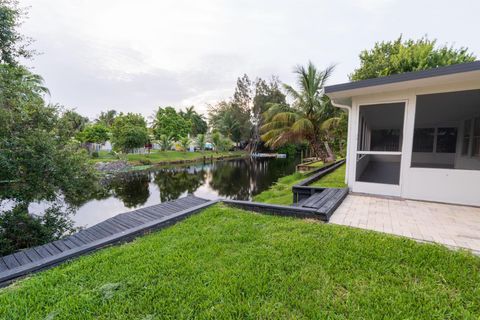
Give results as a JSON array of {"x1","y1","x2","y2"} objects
[
  {"x1": 180, "y1": 106, "x2": 207, "y2": 136},
  {"x1": 350, "y1": 36, "x2": 476, "y2": 81},
  {"x1": 0, "y1": 0, "x2": 98, "y2": 255},
  {"x1": 153, "y1": 107, "x2": 190, "y2": 141},
  {"x1": 58, "y1": 108, "x2": 90, "y2": 139},
  {"x1": 0, "y1": 0, "x2": 34, "y2": 65},
  {"x1": 233, "y1": 74, "x2": 253, "y2": 114},
  {"x1": 111, "y1": 113, "x2": 149, "y2": 153},
  {"x1": 249, "y1": 77, "x2": 287, "y2": 153},
  {"x1": 261, "y1": 62, "x2": 341, "y2": 159},
  {"x1": 77, "y1": 123, "x2": 110, "y2": 152},
  {"x1": 96, "y1": 109, "x2": 117, "y2": 127},
  {"x1": 208, "y1": 101, "x2": 250, "y2": 144},
  {"x1": 208, "y1": 75, "x2": 256, "y2": 146}
]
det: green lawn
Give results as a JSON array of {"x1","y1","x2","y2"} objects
[
  {"x1": 305, "y1": 160, "x2": 324, "y2": 167},
  {"x1": 253, "y1": 171, "x2": 307, "y2": 205},
  {"x1": 253, "y1": 163, "x2": 347, "y2": 205},
  {"x1": 1, "y1": 204, "x2": 479, "y2": 319},
  {"x1": 91, "y1": 150, "x2": 246, "y2": 165},
  {"x1": 311, "y1": 163, "x2": 347, "y2": 188}
]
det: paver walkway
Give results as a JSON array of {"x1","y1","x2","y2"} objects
[{"x1": 331, "y1": 195, "x2": 480, "y2": 253}]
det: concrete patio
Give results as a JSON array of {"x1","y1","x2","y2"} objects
[{"x1": 330, "y1": 195, "x2": 480, "y2": 254}]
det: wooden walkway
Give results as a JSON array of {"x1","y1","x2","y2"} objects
[
  {"x1": 294, "y1": 188, "x2": 349, "y2": 217},
  {"x1": 0, "y1": 195, "x2": 215, "y2": 286}
]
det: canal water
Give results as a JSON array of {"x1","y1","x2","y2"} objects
[{"x1": 70, "y1": 157, "x2": 299, "y2": 228}]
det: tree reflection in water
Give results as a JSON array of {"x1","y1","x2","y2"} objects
[
  {"x1": 104, "y1": 158, "x2": 299, "y2": 207},
  {"x1": 153, "y1": 167, "x2": 206, "y2": 202},
  {"x1": 208, "y1": 158, "x2": 297, "y2": 199},
  {"x1": 109, "y1": 171, "x2": 151, "y2": 207},
  {"x1": 75, "y1": 158, "x2": 299, "y2": 226}
]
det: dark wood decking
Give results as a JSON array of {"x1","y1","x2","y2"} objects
[
  {"x1": 226, "y1": 160, "x2": 348, "y2": 221},
  {"x1": 0, "y1": 195, "x2": 216, "y2": 286},
  {"x1": 294, "y1": 188, "x2": 349, "y2": 217}
]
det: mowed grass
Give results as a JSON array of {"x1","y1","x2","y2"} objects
[
  {"x1": 1, "y1": 204, "x2": 479, "y2": 319},
  {"x1": 306, "y1": 160, "x2": 324, "y2": 167},
  {"x1": 91, "y1": 150, "x2": 245, "y2": 165},
  {"x1": 253, "y1": 171, "x2": 307, "y2": 205},
  {"x1": 311, "y1": 163, "x2": 347, "y2": 188},
  {"x1": 253, "y1": 163, "x2": 347, "y2": 205}
]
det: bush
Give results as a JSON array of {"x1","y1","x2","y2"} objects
[
  {"x1": 0, "y1": 204, "x2": 76, "y2": 256},
  {"x1": 91, "y1": 151, "x2": 99, "y2": 158},
  {"x1": 276, "y1": 144, "x2": 297, "y2": 157},
  {"x1": 139, "y1": 159, "x2": 152, "y2": 165}
]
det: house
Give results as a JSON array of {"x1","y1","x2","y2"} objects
[{"x1": 325, "y1": 61, "x2": 480, "y2": 207}]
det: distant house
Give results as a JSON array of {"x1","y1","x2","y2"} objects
[{"x1": 325, "y1": 61, "x2": 480, "y2": 206}]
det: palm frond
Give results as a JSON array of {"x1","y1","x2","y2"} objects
[
  {"x1": 260, "y1": 120, "x2": 289, "y2": 133},
  {"x1": 261, "y1": 128, "x2": 286, "y2": 143},
  {"x1": 271, "y1": 112, "x2": 298, "y2": 125},
  {"x1": 318, "y1": 64, "x2": 336, "y2": 93},
  {"x1": 262, "y1": 103, "x2": 290, "y2": 121},
  {"x1": 282, "y1": 83, "x2": 302, "y2": 101},
  {"x1": 320, "y1": 117, "x2": 341, "y2": 131},
  {"x1": 291, "y1": 118, "x2": 314, "y2": 134}
]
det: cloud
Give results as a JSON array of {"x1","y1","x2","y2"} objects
[{"x1": 18, "y1": 0, "x2": 480, "y2": 118}]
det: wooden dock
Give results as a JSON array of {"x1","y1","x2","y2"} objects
[
  {"x1": 0, "y1": 195, "x2": 217, "y2": 286},
  {"x1": 294, "y1": 188, "x2": 348, "y2": 217}
]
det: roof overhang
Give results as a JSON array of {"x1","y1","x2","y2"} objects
[{"x1": 325, "y1": 61, "x2": 480, "y2": 101}]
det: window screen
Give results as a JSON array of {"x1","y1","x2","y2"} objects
[
  {"x1": 436, "y1": 128, "x2": 457, "y2": 153},
  {"x1": 462, "y1": 120, "x2": 471, "y2": 155},
  {"x1": 370, "y1": 129, "x2": 401, "y2": 151},
  {"x1": 412, "y1": 128, "x2": 435, "y2": 152},
  {"x1": 474, "y1": 117, "x2": 480, "y2": 157}
]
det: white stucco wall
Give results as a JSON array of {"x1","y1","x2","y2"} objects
[{"x1": 345, "y1": 79, "x2": 480, "y2": 206}]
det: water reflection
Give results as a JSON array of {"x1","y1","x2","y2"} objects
[
  {"x1": 110, "y1": 173, "x2": 151, "y2": 207},
  {"x1": 73, "y1": 157, "x2": 298, "y2": 227},
  {"x1": 154, "y1": 168, "x2": 206, "y2": 202}
]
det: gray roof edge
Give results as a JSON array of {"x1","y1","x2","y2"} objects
[{"x1": 325, "y1": 61, "x2": 480, "y2": 94}]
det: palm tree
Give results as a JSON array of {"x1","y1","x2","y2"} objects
[
  {"x1": 180, "y1": 106, "x2": 208, "y2": 136},
  {"x1": 179, "y1": 136, "x2": 191, "y2": 152},
  {"x1": 261, "y1": 62, "x2": 340, "y2": 160},
  {"x1": 96, "y1": 110, "x2": 117, "y2": 127},
  {"x1": 211, "y1": 132, "x2": 222, "y2": 153},
  {"x1": 184, "y1": 106, "x2": 196, "y2": 118},
  {"x1": 196, "y1": 134, "x2": 206, "y2": 152},
  {"x1": 218, "y1": 112, "x2": 240, "y2": 141},
  {"x1": 158, "y1": 134, "x2": 173, "y2": 151}
]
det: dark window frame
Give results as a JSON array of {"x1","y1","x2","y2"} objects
[
  {"x1": 412, "y1": 126, "x2": 457, "y2": 154},
  {"x1": 412, "y1": 128, "x2": 435, "y2": 153},
  {"x1": 436, "y1": 127, "x2": 458, "y2": 154}
]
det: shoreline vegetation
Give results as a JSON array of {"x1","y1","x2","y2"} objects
[
  {"x1": 253, "y1": 163, "x2": 346, "y2": 205},
  {"x1": 92, "y1": 150, "x2": 248, "y2": 172},
  {"x1": 1, "y1": 204, "x2": 478, "y2": 319}
]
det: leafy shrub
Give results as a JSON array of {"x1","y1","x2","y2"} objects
[
  {"x1": 91, "y1": 151, "x2": 99, "y2": 158},
  {"x1": 139, "y1": 159, "x2": 152, "y2": 165},
  {"x1": 276, "y1": 144, "x2": 297, "y2": 157},
  {"x1": 0, "y1": 204, "x2": 76, "y2": 256}
]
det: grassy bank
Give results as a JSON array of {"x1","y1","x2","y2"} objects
[
  {"x1": 253, "y1": 163, "x2": 346, "y2": 205},
  {"x1": 1, "y1": 204, "x2": 479, "y2": 319},
  {"x1": 91, "y1": 150, "x2": 246, "y2": 165}
]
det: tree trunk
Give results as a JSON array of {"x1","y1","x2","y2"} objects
[
  {"x1": 324, "y1": 141, "x2": 336, "y2": 162},
  {"x1": 309, "y1": 133, "x2": 325, "y2": 160}
]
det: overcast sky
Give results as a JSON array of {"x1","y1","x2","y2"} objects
[{"x1": 20, "y1": 0, "x2": 480, "y2": 119}]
